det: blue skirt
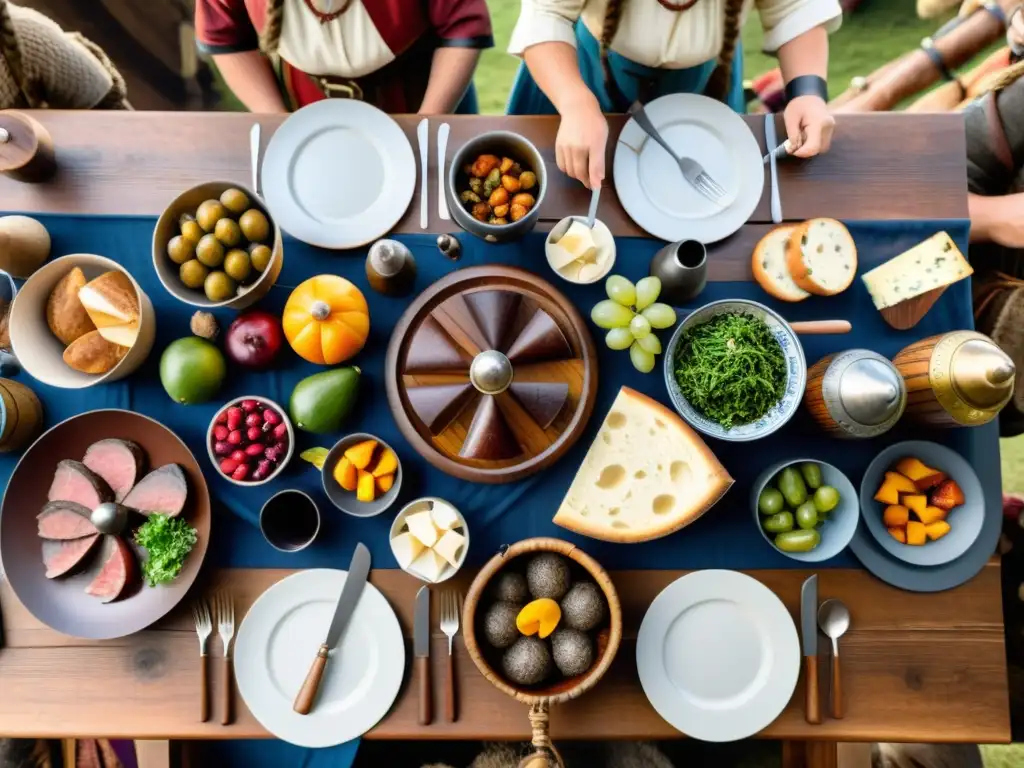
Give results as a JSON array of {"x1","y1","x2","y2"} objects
[{"x1": 506, "y1": 21, "x2": 746, "y2": 114}]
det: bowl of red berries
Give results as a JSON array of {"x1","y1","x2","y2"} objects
[{"x1": 207, "y1": 396, "x2": 294, "y2": 485}]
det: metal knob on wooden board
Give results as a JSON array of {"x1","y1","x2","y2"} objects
[
  {"x1": 892, "y1": 331, "x2": 1016, "y2": 427},
  {"x1": 0, "y1": 110, "x2": 56, "y2": 183},
  {"x1": 804, "y1": 349, "x2": 906, "y2": 439}
]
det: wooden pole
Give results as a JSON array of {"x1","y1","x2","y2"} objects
[{"x1": 831, "y1": 1, "x2": 1017, "y2": 112}]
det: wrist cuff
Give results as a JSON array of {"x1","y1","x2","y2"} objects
[{"x1": 785, "y1": 75, "x2": 828, "y2": 104}]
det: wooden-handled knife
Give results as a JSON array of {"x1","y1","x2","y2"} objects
[
  {"x1": 801, "y1": 574, "x2": 821, "y2": 724},
  {"x1": 415, "y1": 585, "x2": 432, "y2": 725},
  {"x1": 293, "y1": 543, "x2": 371, "y2": 715}
]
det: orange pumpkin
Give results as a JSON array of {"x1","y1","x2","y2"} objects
[{"x1": 282, "y1": 275, "x2": 369, "y2": 365}]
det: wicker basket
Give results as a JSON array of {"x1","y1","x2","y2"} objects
[{"x1": 463, "y1": 538, "x2": 622, "y2": 768}]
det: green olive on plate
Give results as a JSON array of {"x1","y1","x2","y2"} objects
[
  {"x1": 758, "y1": 487, "x2": 784, "y2": 516},
  {"x1": 775, "y1": 529, "x2": 821, "y2": 553}
]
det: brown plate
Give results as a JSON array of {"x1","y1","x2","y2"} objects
[
  {"x1": 385, "y1": 266, "x2": 598, "y2": 483},
  {"x1": 0, "y1": 410, "x2": 211, "y2": 639}
]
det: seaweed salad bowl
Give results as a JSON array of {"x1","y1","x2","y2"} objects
[{"x1": 662, "y1": 299, "x2": 806, "y2": 442}]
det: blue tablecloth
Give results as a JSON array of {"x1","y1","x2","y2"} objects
[{"x1": 0, "y1": 214, "x2": 995, "y2": 766}]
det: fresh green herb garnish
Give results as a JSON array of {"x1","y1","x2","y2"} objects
[
  {"x1": 134, "y1": 513, "x2": 198, "y2": 587},
  {"x1": 673, "y1": 312, "x2": 787, "y2": 429}
]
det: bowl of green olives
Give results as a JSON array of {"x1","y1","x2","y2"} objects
[
  {"x1": 152, "y1": 181, "x2": 283, "y2": 310},
  {"x1": 751, "y1": 459, "x2": 858, "y2": 562}
]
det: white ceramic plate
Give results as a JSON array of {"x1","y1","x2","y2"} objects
[
  {"x1": 234, "y1": 569, "x2": 404, "y2": 747},
  {"x1": 636, "y1": 570, "x2": 799, "y2": 742},
  {"x1": 262, "y1": 100, "x2": 416, "y2": 249},
  {"x1": 613, "y1": 94, "x2": 764, "y2": 243}
]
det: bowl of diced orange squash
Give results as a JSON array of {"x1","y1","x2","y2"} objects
[
  {"x1": 322, "y1": 433, "x2": 402, "y2": 517},
  {"x1": 859, "y1": 440, "x2": 984, "y2": 567}
]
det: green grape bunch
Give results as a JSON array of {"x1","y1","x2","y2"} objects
[{"x1": 590, "y1": 275, "x2": 677, "y2": 373}]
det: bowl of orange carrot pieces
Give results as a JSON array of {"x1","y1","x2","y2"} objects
[
  {"x1": 322, "y1": 433, "x2": 403, "y2": 517},
  {"x1": 859, "y1": 440, "x2": 984, "y2": 566}
]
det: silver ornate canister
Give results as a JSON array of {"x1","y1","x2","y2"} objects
[{"x1": 804, "y1": 349, "x2": 907, "y2": 438}]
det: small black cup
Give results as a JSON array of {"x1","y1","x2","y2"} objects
[{"x1": 259, "y1": 489, "x2": 321, "y2": 552}]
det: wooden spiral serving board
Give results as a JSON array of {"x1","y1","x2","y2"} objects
[{"x1": 385, "y1": 266, "x2": 598, "y2": 483}]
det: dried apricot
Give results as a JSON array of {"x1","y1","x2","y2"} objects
[{"x1": 470, "y1": 154, "x2": 500, "y2": 178}]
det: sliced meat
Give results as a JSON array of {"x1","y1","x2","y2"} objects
[
  {"x1": 122, "y1": 464, "x2": 188, "y2": 517},
  {"x1": 42, "y1": 534, "x2": 101, "y2": 579},
  {"x1": 85, "y1": 536, "x2": 136, "y2": 603},
  {"x1": 82, "y1": 439, "x2": 146, "y2": 503},
  {"x1": 47, "y1": 460, "x2": 113, "y2": 509},
  {"x1": 37, "y1": 501, "x2": 98, "y2": 540}
]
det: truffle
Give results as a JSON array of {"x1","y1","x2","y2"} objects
[
  {"x1": 492, "y1": 570, "x2": 530, "y2": 604},
  {"x1": 551, "y1": 628, "x2": 594, "y2": 678},
  {"x1": 526, "y1": 553, "x2": 571, "y2": 600},
  {"x1": 560, "y1": 581, "x2": 606, "y2": 632},
  {"x1": 502, "y1": 636, "x2": 553, "y2": 686},
  {"x1": 483, "y1": 601, "x2": 520, "y2": 649},
  {"x1": 190, "y1": 311, "x2": 219, "y2": 340}
]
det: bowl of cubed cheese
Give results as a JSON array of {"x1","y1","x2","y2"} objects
[
  {"x1": 544, "y1": 217, "x2": 616, "y2": 284},
  {"x1": 389, "y1": 497, "x2": 469, "y2": 583}
]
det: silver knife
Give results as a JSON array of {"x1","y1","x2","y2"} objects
[
  {"x1": 250, "y1": 123, "x2": 261, "y2": 198},
  {"x1": 417, "y1": 118, "x2": 429, "y2": 230},
  {"x1": 764, "y1": 115, "x2": 783, "y2": 224},
  {"x1": 801, "y1": 574, "x2": 821, "y2": 724},
  {"x1": 415, "y1": 585, "x2": 432, "y2": 725},
  {"x1": 293, "y1": 543, "x2": 372, "y2": 714},
  {"x1": 437, "y1": 123, "x2": 451, "y2": 221}
]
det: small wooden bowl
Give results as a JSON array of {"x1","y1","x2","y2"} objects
[
  {"x1": 463, "y1": 537, "x2": 622, "y2": 706},
  {"x1": 152, "y1": 181, "x2": 283, "y2": 310}
]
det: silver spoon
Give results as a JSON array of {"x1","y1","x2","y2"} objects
[
  {"x1": 548, "y1": 185, "x2": 602, "y2": 244},
  {"x1": 818, "y1": 598, "x2": 850, "y2": 720}
]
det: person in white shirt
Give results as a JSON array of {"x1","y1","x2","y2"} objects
[{"x1": 507, "y1": 0, "x2": 842, "y2": 189}]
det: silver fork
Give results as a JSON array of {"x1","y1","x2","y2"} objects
[
  {"x1": 440, "y1": 589, "x2": 461, "y2": 723},
  {"x1": 191, "y1": 599, "x2": 212, "y2": 723},
  {"x1": 214, "y1": 592, "x2": 236, "y2": 725},
  {"x1": 627, "y1": 101, "x2": 727, "y2": 205}
]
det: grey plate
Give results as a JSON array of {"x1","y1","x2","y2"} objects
[
  {"x1": 321, "y1": 433, "x2": 402, "y2": 518},
  {"x1": 859, "y1": 441, "x2": 984, "y2": 567},
  {"x1": 848, "y1": 428, "x2": 1001, "y2": 592}
]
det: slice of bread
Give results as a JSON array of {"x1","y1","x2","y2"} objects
[
  {"x1": 751, "y1": 225, "x2": 809, "y2": 302},
  {"x1": 786, "y1": 218, "x2": 858, "y2": 296}
]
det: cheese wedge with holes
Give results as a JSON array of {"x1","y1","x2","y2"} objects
[
  {"x1": 786, "y1": 218, "x2": 857, "y2": 296},
  {"x1": 861, "y1": 231, "x2": 972, "y2": 310},
  {"x1": 553, "y1": 387, "x2": 733, "y2": 543}
]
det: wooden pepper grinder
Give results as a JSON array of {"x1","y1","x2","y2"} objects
[
  {"x1": 365, "y1": 239, "x2": 416, "y2": 297},
  {"x1": 0, "y1": 110, "x2": 56, "y2": 183},
  {"x1": 892, "y1": 331, "x2": 1015, "y2": 427},
  {"x1": 804, "y1": 349, "x2": 906, "y2": 438}
]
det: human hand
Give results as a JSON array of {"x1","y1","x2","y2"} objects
[
  {"x1": 991, "y1": 194, "x2": 1024, "y2": 249},
  {"x1": 783, "y1": 95, "x2": 835, "y2": 158},
  {"x1": 555, "y1": 94, "x2": 608, "y2": 189}
]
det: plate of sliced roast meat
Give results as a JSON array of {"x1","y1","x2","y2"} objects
[{"x1": 0, "y1": 410, "x2": 210, "y2": 638}]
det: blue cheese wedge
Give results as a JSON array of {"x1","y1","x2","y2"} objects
[{"x1": 861, "y1": 232, "x2": 972, "y2": 310}]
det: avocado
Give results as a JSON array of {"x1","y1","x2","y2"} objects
[
  {"x1": 160, "y1": 337, "x2": 226, "y2": 404},
  {"x1": 289, "y1": 367, "x2": 360, "y2": 433}
]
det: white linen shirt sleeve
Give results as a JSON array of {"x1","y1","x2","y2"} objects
[
  {"x1": 756, "y1": 0, "x2": 843, "y2": 53},
  {"x1": 507, "y1": 0, "x2": 585, "y2": 55}
]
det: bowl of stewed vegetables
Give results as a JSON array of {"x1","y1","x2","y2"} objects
[{"x1": 750, "y1": 458, "x2": 859, "y2": 562}]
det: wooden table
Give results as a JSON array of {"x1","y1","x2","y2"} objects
[{"x1": 0, "y1": 112, "x2": 1009, "y2": 752}]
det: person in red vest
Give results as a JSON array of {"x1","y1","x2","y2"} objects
[{"x1": 195, "y1": 0, "x2": 493, "y2": 114}]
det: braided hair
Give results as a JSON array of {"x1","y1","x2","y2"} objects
[
  {"x1": 598, "y1": 0, "x2": 629, "y2": 111},
  {"x1": 704, "y1": 0, "x2": 744, "y2": 103},
  {"x1": 260, "y1": 0, "x2": 285, "y2": 56}
]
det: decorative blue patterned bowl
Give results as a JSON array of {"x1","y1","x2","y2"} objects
[{"x1": 662, "y1": 299, "x2": 806, "y2": 442}]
